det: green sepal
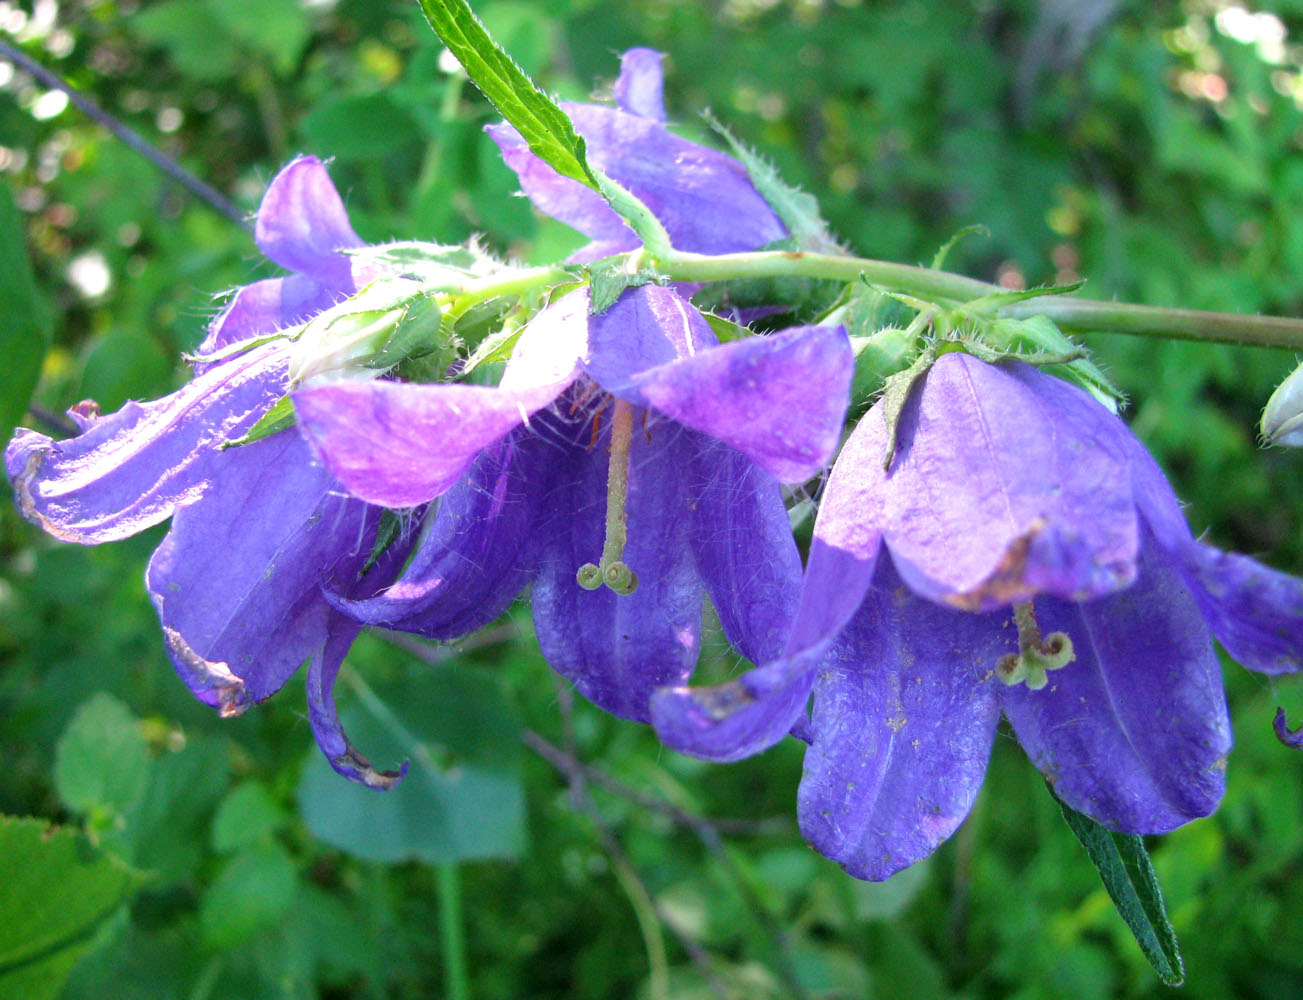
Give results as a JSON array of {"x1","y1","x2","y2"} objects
[
  {"x1": 459, "y1": 325, "x2": 523, "y2": 382},
  {"x1": 184, "y1": 329, "x2": 297, "y2": 368},
  {"x1": 850, "y1": 326, "x2": 915, "y2": 402},
  {"x1": 705, "y1": 112, "x2": 841, "y2": 254},
  {"x1": 981, "y1": 313, "x2": 1124, "y2": 412},
  {"x1": 700, "y1": 311, "x2": 750, "y2": 344},
  {"x1": 587, "y1": 255, "x2": 663, "y2": 315},
  {"x1": 1054, "y1": 792, "x2": 1185, "y2": 987},
  {"x1": 220, "y1": 395, "x2": 296, "y2": 450},
  {"x1": 361, "y1": 509, "x2": 408, "y2": 578},
  {"x1": 961, "y1": 279, "x2": 1086, "y2": 316},
  {"x1": 930, "y1": 224, "x2": 989, "y2": 271},
  {"x1": 413, "y1": 0, "x2": 598, "y2": 190},
  {"x1": 346, "y1": 241, "x2": 482, "y2": 286},
  {"x1": 365, "y1": 293, "x2": 450, "y2": 371},
  {"x1": 878, "y1": 344, "x2": 938, "y2": 470}
]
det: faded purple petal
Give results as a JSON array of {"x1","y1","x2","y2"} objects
[
  {"x1": 869, "y1": 354, "x2": 1139, "y2": 609},
  {"x1": 1001, "y1": 537, "x2": 1230, "y2": 833},
  {"x1": 307, "y1": 620, "x2": 408, "y2": 789},
  {"x1": 632, "y1": 323, "x2": 852, "y2": 483},
  {"x1": 328, "y1": 430, "x2": 544, "y2": 638},
  {"x1": 797, "y1": 558, "x2": 1004, "y2": 881},
  {"x1": 145, "y1": 429, "x2": 376, "y2": 714},
  {"x1": 686, "y1": 434, "x2": 800, "y2": 664},
  {"x1": 6, "y1": 343, "x2": 285, "y2": 544},
  {"x1": 531, "y1": 413, "x2": 700, "y2": 721},
  {"x1": 255, "y1": 156, "x2": 363, "y2": 286},
  {"x1": 614, "y1": 48, "x2": 665, "y2": 121}
]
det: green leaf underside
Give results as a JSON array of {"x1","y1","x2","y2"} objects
[
  {"x1": 414, "y1": 0, "x2": 597, "y2": 190},
  {"x1": 1055, "y1": 795, "x2": 1185, "y2": 986}
]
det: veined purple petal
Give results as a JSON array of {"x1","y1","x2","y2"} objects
[
  {"x1": 797, "y1": 557, "x2": 1004, "y2": 881},
  {"x1": 531, "y1": 412, "x2": 700, "y2": 721},
  {"x1": 145, "y1": 429, "x2": 379, "y2": 714},
  {"x1": 1001, "y1": 536, "x2": 1230, "y2": 833},
  {"x1": 614, "y1": 49, "x2": 666, "y2": 121},
  {"x1": 686, "y1": 434, "x2": 800, "y2": 664},
  {"x1": 583, "y1": 285, "x2": 716, "y2": 403},
  {"x1": 632, "y1": 323, "x2": 852, "y2": 483},
  {"x1": 307, "y1": 620, "x2": 408, "y2": 789},
  {"x1": 6, "y1": 343, "x2": 285, "y2": 544},
  {"x1": 876, "y1": 354, "x2": 1140, "y2": 609},
  {"x1": 255, "y1": 156, "x2": 362, "y2": 287},
  {"x1": 328, "y1": 429, "x2": 545, "y2": 638}
]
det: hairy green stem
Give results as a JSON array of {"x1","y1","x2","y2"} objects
[{"x1": 657, "y1": 249, "x2": 1303, "y2": 350}]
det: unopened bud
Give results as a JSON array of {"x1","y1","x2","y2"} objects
[{"x1": 1262, "y1": 361, "x2": 1303, "y2": 447}]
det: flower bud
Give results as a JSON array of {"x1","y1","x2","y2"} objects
[{"x1": 1261, "y1": 360, "x2": 1303, "y2": 447}]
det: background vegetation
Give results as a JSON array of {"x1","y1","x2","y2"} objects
[{"x1": 3, "y1": 0, "x2": 1303, "y2": 997}]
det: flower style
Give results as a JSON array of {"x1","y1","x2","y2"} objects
[
  {"x1": 293, "y1": 282, "x2": 852, "y2": 719},
  {"x1": 6, "y1": 157, "x2": 415, "y2": 788},
  {"x1": 653, "y1": 350, "x2": 1303, "y2": 880},
  {"x1": 487, "y1": 48, "x2": 787, "y2": 262}
]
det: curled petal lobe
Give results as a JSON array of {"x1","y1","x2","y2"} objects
[
  {"x1": 1001, "y1": 537, "x2": 1230, "y2": 833},
  {"x1": 1274, "y1": 708, "x2": 1303, "y2": 748},
  {"x1": 797, "y1": 557, "x2": 1004, "y2": 881},
  {"x1": 531, "y1": 414, "x2": 701, "y2": 721},
  {"x1": 307, "y1": 622, "x2": 408, "y2": 789},
  {"x1": 583, "y1": 285, "x2": 716, "y2": 402},
  {"x1": 632, "y1": 323, "x2": 852, "y2": 483},
  {"x1": 255, "y1": 156, "x2": 363, "y2": 286},
  {"x1": 328, "y1": 430, "x2": 545, "y2": 638},
  {"x1": 5, "y1": 343, "x2": 285, "y2": 544}
]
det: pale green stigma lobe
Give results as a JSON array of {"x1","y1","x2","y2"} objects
[
  {"x1": 996, "y1": 601, "x2": 1075, "y2": 690},
  {"x1": 573, "y1": 398, "x2": 641, "y2": 595}
]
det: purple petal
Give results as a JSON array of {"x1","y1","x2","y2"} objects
[
  {"x1": 1274, "y1": 708, "x2": 1303, "y2": 748},
  {"x1": 614, "y1": 49, "x2": 665, "y2": 121},
  {"x1": 1001, "y1": 536, "x2": 1230, "y2": 834},
  {"x1": 328, "y1": 430, "x2": 544, "y2": 637},
  {"x1": 583, "y1": 285, "x2": 716, "y2": 402},
  {"x1": 145, "y1": 429, "x2": 380, "y2": 714},
  {"x1": 295, "y1": 290, "x2": 588, "y2": 508},
  {"x1": 1123, "y1": 430, "x2": 1303, "y2": 675},
  {"x1": 307, "y1": 620, "x2": 408, "y2": 789},
  {"x1": 686, "y1": 435, "x2": 801, "y2": 664},
  {"x1": 632, "y1": 324, "x2": 852, "y2": 483},
  {"x1": 194, "y1": 274, "x2": 348, "y2": 369},
  {"x1": 531, "y1": 413, "x2": 700, "y2": 721},
  {"x1": 255, "y1": 156, "x2": 362, "y2": 287},
  {"x1": 797, "y1": 558, "x2": 1004, "y2": 881},
  {"x1": 6, "y1": 343, "x2": 285, "y2": 544},
  {"x1": 875, "y1": 354, "x2": 1140, "y2": 609}
]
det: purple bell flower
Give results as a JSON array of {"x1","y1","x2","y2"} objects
[
  {"x1": 487, "y1": 48, "x2": 787, "y2": 262},
  {"x1": 293, "y1": 284, "x2": 852, "y2": 720},
  {"x1": 6, "y1": 157, "x2": 413, "y2": 788},
  {"x1": 653, "y1": 351, "x2": 1303, "y2": 880}
]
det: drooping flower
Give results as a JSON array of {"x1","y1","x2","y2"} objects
[
  {"x1": 293, "y1": 283, "x2": 852, "y2": 719},
  {"x1": 487, "y1": 48, "x2": 787, "y2": 262},
  {"x1": 653, "y1": 350, "x2": 1303, "y2": 879},
  {"x1": 6, "y1": 157, "x2": 415, "y2": 787}
]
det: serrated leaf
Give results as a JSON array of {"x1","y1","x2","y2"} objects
[
  {"x1": 1056, "y1": 795, "x2": 1184, "y2": 986},
  {"x1": 706, "y1": 112, "x2": 841, "y2": 254},
  {"x1": 414, "y1": 0, "x2": 597, "y2": 190},
  {"x1": 0, "y1": 816, "x2": 144, "y2": 1000},
  {"x1": 0, "y1": 184, "x2": 49, "y2": 447},
  {"x1": 220, "y1": 394, "x2": 295, "y2": 449}
]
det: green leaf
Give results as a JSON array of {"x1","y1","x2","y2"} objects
[
  {"x1": 54, "y1": 694, "x2": 151, "y2": 825},
  {"x1": 199, "y1": 841, "x2": 299, "y2": 949},
  {"x1": 296, "y1": 661, "x2": 527, "y2": 864},
  {"x1": 211, "y1": 781, "x2": 286, "y2": 853},
  {"x1": 414, "y1": 0, "x2": 597, "y2": 190},
  {"x1": 0, "y1": 185, "x2": 49, "y2": 446},
  {"x1": 0, "y1": 816, "x2": 144, "y2": 1000},
  {"x1": 586, "y1": 256, "x2": 661, "y2": 314},
  {"x1": 1055, "y1": 795, "x2": 1184, "y2": 986}
]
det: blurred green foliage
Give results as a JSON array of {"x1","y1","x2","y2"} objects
[{"x1": 4, "y1": 0, "x2": 1303, "y2": 997}]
